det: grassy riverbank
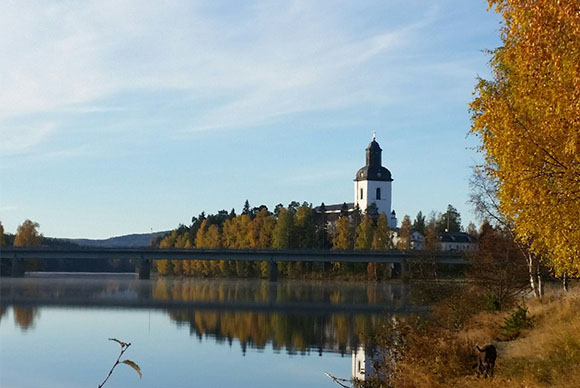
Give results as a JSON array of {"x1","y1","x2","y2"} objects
[{"x1": 370, "y1": 283, "x2": 579, "y2": 388}]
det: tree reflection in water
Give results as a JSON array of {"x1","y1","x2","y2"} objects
[
  {"x1": 1, "y1": 275, "x2": 425, "y2": 352},
  {"x1": 151, "y1": 278, "x2": 395, "y2": 355}
]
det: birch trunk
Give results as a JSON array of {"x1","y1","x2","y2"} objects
[
  {"x1": 562, "y1": 272, "x2": 569, "y2": 292},
  {"x1": 528, "y1": 253, "x2": 540, "y2": 298},
  {"x1": 537, "y1": 265, "x2": 544, "y2": 297}
]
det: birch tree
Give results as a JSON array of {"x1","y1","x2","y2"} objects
[{"x1": 470, "y1": 0, "x2": 580, "y2": 280}]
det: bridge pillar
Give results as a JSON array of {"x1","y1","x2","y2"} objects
[
  {"x1": 138, "y1": 258, "x2": 151, "y2": 280},
  {"x1": 401, "y1": 259, "x2": 410, "y2": 283},
  {"x1": 268, "y1": 281, "x2": 278, "y2": 303},
  {"x1": 268, "y1": 260, "x2": 278, "y2": 282},
  {"x1": 11, "y1": 258, "x2": 25, "y2": 277}
]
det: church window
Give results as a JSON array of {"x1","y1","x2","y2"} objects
[
  {"x1": 376, "y1": 188, "x2": 381, "y2": 200},
  {"x1": 360, "y1": 188, "x2": 363, "y2": 200}
]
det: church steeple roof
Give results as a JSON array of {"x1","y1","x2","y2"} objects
[
  {"x1": 366, "y1": 139, "x2": 382, "y2": 167},
  {"x1": 355, "y1": 134, "x2": 393, "y2": 182}
]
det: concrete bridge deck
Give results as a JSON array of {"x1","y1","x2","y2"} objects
[{"x1": 0, "y1": 246, "x2": 469, "y2": 280}]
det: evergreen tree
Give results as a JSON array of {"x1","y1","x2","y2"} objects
[
  {"x1": 351, "y1": 205, "x2": 363, "y2": 240},
  {"x1": 436, "y1": 204, "x2": 462, "y2": 233},
  {"x1": 288, "y1": 201, "x2": 300, "y2": 213},
  {"x1": 315, "y1": 203, "x2": 330, "y2": 249},
  {"x1": 242, "y1": 200, "x2": 251, "y2": 216},
  {"x1": 294, "y1": 204, "x2": 316, "y2": 248},
  {"x1": 365, "y1": 203, "x2": 379, "y2": 221},
  {"x1": 274, "y1": 203, "x2": 284, "y2": 218},
  {"x1": 412, "y1": 211, "x2": 426, "y2": 234},
  {"x1": 340, "y1": 202, "x2": 350, "y2": 218}
]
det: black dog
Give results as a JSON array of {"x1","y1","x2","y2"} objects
[{"x1": 474, "y1": 344, "x2": 497, "y2": 378}]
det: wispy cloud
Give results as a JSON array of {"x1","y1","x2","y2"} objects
[
  {"x1": 0, "y1": 205, "x2": 18, "y2": 212},
  {"x1": 0, "y1": 123, "x2": 55, "y2": 155},
  {"x1": 0, "y1": 0, "x2": 446, "y2": 153}
]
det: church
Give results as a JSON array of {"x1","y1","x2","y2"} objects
[{"x1": 317, "y1": 134, "x2": 397, "y2": 228}]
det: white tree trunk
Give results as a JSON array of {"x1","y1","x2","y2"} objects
[
  {"x1": 528, "y1": 253, "x2": 541, "y2": 298},
  {"x1": 562, "y1": 272, "x2": 569, "y2": 292},
  {"x1": 537, "y1": 265, "x2": 544, "y2": 297}
]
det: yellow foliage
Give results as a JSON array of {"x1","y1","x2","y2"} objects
[
  {"x1": 14, "y1": 219, "x2": 42, "y2": 246},
  {"x1": 470, "y1": 0, "x2": 580, "y2": 276}
]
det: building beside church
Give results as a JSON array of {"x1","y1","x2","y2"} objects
[
  {"x1": 439, "y1": 232, "x2": 477, "y2": 252},
  {"x1": 317, "y1": 134, "x2": 397, "y2": 227}
]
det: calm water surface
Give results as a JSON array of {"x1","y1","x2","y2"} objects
[{"x1": 0, "y1": 274, "x2": 422, "y2": 388}]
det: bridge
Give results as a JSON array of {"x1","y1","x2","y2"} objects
[{"x1": 0, "y1": 246, "x2": 469, "y2": 280}]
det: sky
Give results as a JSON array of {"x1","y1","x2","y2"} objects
[{"x1": 0, "y1": 0, "x2": 503, "y2": 239}]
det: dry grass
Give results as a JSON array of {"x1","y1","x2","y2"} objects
[
  {"x1": 496, "y1": 292, "x2": 580, "y2": 388},
  {"x1": 454, "y1": 287, "x2": 580, "y2": 388},
  {"x1": 373, "y1": 284, "x2": 580, "y2": 388}
]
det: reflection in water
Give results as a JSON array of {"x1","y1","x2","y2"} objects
[
  {"x1": 12, "y1": 307, "x2": 38, "y2": 331},
  {"x1": 0, "y1": 275, "x2": 422, "y2": 354},
  {"x1": 167, "y1": 309, "x2": 384, "y2": 355},
  {"x1": 0, "y1": 275, "x2": 453, "y2": 388}
]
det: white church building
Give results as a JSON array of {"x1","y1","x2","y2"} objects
[{"x1": 318, "y1": 134, "x2": 397, "y2": 227}]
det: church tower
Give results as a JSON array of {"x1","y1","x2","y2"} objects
[{"x1": 354, "y1": 133, "x2": 397, "y2": 227}]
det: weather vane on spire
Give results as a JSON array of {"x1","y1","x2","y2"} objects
[{"x1": 372, "y1": 130, "x2": 376, "y2": 141}]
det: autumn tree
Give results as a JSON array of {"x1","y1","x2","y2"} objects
[
  {"x1": 424, "y1": 214, "x2": 440, "y2": 251},
  {"x1": 157, "y1": 230, "x2": 178, "y2": 275},
  {"x1": 372, "y1": 213, "x2": 393, "y2": 251},
  {"x1": 14, "y1": 220, "x2": 42, "y2": 246},
  {"x1": 466, "y1": 222, "x2": 478, "y2": 238},
  {"x1": 469, "y1": 167, "x2": 545, "y2": 297},
  {"x1": 354, "y1": 215, "x2": 374, "y2": 250},
  {"x1": 332, "y1": 216, "x2": 352, "y2": 250},
  {"x1": 0, "y1": 221, "x2": 5, "y2": 246},
  {"x1": 468, "y1": 223, "x2": 529, "y2": 309},
  {"x1": 250, "y1": 208, "x2": 276, "y2": 277},
  {"x1": 272, "y1": 207, "x2": 294, "y2": 249},
  {"x1": 470, "y1": 0, "x2": 580, "y2": 278},
  {"x1": 396, "y1": 215, "x2": 412, "y2": 250}
]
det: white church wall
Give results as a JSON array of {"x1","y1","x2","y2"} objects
[
  {"x1": 354, "y1": 180, "x2": 391, "y2": 217},
  {"x1": 352, "y1": 346, "x2": 375, "y2": 381}
]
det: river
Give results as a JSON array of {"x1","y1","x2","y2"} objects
[{"x1": 0, "y1": 274, "x2": 426, "y2": 388}]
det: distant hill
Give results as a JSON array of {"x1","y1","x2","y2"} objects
[{"x1": 68, "y1": 231, "x2": 169, "y2": 248}]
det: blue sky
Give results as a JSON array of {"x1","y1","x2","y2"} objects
[{"x1": 0, "y1": 1, "x2": 502, "y2": 239}]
